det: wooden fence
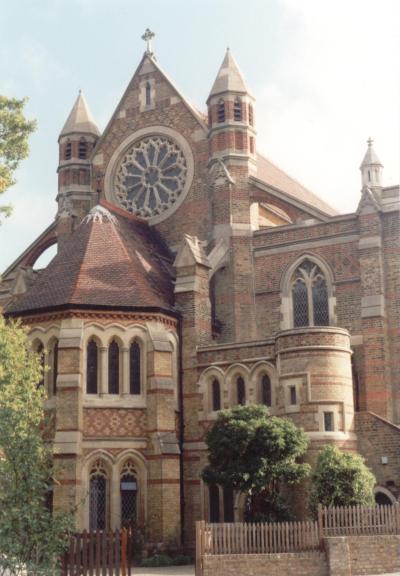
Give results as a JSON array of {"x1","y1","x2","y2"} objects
[
  {"x1": 61, "y1": 528, "x2": 134, "y2": 576},
  {"x1": 196, "y1": 519, "x2": 320, "y2": 558},
  {"x1": 318, "y1": 503, "x2": 400, "y2": 536},
  {"x1": 196, "y1": 503, "x2": 400, "y2": 570}
]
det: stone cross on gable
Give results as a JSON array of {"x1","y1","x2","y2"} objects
[{"x1": 142, "y1": 28, "x2": 155, "y2": 55}]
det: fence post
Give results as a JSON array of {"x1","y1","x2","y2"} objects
[
  {"x1": 317, "y1": 504, "x2": 323, "y2": 546},
  {"x1": 196, "y1": 520, "x2": 206, "y2": 576},
  {"x1": 121, "y1": 528, "x2": 127, "y2": 576},
  {"x1": 395, "y1": 502, "x2": 400, "y2": 534}
]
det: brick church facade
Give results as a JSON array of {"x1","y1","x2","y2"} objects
[{"x1": 1, "y1": 40, "x2": 399, "y2": 549}]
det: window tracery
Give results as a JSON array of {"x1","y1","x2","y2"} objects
[
  {"x1": 114, "y1": 135, "x2": 187, "y2": 219},
  {"x1": 89, "y1": 460, "x2": 107, "y2": 530},
  {"x1": 120, "y1": 460, "x2": 138, "y2": 528},
  {"x1": 292, "y1": 259, "x2": 329, "y2": 327}
]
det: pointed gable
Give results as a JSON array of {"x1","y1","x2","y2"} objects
[
  {"x1": 5, "y1": 204, "x2": 175, "y2": 316},
  {"x1": 60, "y1": 90, "x2": 100, "y2": 137},
  {"x1": 208, "y1": 49, "x2": 250, "y2": 100}
]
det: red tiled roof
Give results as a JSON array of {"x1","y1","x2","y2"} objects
[
  {"x1": 6, "y1": 204, "x2": 175, "y2": 315},
  {"x1": 254, "y1": 153, "x2": 338, "y2": 216}
]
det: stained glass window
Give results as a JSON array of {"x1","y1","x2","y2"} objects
[
  {"x1": 261, "y1": 374, "x2": 271, "y2": 407},
  {"x1": 291, "y1": 259, "x2": 330, "y2": 327},
  {"x1": 233, "y1": 98, "x2": 242, "y2": 121},
  {"x1": 237, "y1": 376, "x2": 245, "y2": 406},
  {"x1": 293, "y1": 280, "x2": 309, "y2": 327},
  {"x1": 87, "y1": 340, "x2": 98, "y2": 394},
  {"x1": 211, "y1": 379, "x2": 221, "y2": 411},
  {"x1": 114, "y1": 135, "x2": 187, "y2": 219},
  {"x1": 209, "y1": 484, "x2": 220, "y2": 523},
  {"x1": 108, "y1": 340, "x2": 119, "y2": 395},
  {"x1": 120, "y1": 461, "x2": 137, "y2": 528},
  {"x1": 313, "y1": 276, "x2": 329, "y2": 325},
  {"x1": 130, "y1": 342, "x2": 141, "y2": 395},
  {"x1": 89, "y1": 460, "x2": 107, "y2": 530}
]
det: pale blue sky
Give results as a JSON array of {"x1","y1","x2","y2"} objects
[{"x1": 1, "y1": 0, "x2": 399, "y2": 271}]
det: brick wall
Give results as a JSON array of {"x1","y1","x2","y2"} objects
[{"x1": 202, "y1": 551, "x2": 328, "y2": 576}]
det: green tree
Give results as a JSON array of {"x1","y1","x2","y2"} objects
[
  {"x1": 309, "y1": 445, "x2": 376, "y2": 515},
  {"x1": 202, "y1": 405, "x2": 310, "y2": 521},
  {"x1": 0, "y1": 96, "x2": 36, "y2": 218},
  {"x1": 0, "y1": 316, "x2": 72, "y2": 576}
]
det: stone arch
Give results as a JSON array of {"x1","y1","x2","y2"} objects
[
  {"x1": 225, "y1": 363, "x2": 250, "y2": 407},
  {"x1": 198, "y1": 366, "x2": 225, "y2": 414},
  {"x1": 82, "y1": 450, "x2": 114, "y2": 530},
  {"x1": 374, "y1": 486, "x2": 397, "y2": 505},
  {"x1": 280, "y1": 252, "x2": 336, "y2": 330},
  {"x1": 250, "y1": 361, "x2": 277, "y2": 408}
]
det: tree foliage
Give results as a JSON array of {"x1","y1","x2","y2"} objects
[
  {"x1": 310, "y1": 445, "x2": 376, "y2": 515},
  {"x1": 0, "y1": 96, "x2": 36, "y2": 218},
  {"x1": 202, "y1": 405, "x2": 310, "y2": 519},
  {"x1": 0, "y1": 315, "x2": 72, "y2": 575}
]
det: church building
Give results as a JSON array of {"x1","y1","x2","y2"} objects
[{"x1": 1, "y1": 32, "x2": 399, "y2": 549}]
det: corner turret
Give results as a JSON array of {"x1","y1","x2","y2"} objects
[
  {"x1": 57, "y1": 91, "x2": 100, "y2": 246},
  {"x1": 360, "y1": 137, "x2": 383, "y2": 190}
]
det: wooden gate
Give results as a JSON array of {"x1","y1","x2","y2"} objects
[{"x1": 61, "y1": 528, "x2": 134, "y2": 575}]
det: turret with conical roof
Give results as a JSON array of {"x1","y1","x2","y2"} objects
[
  {"x1": 207, "y1": 49, "x2": 256, "y2": 168},
  {"x1": 360, "y1": 137, "x2": 383, "y2": 190},
  {"x1": 57, "y1": 91, "x2": 101, "y2": 247}
]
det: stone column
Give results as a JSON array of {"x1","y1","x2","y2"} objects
[
  {"x1": 53, "y1": 317, "x2": 84, "y2": 529},
  {"x1": 145, "y1": 322, "x2": 181, "y2": 547}
]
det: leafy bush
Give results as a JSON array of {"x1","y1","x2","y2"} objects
[
  {"x1": 310, "y1": 444, "x2": 376, "y2": 515},
  {"x1": 140, "y1": 554, "x2": 173, "y2": 567}
]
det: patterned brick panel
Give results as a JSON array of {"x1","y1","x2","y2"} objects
[{"x1": 83, "y1": 408, "x2": 146, "y2": 437}]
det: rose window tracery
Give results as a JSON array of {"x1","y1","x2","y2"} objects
[{"x1": 114, "y1": 136, "x2": 187, "y2": 219}]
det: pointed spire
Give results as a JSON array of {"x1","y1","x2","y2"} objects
[
  {"x1": 360, "y1": 137, "x2": 383, "y2": 189},
  {"x1": 207, "y1": 48, "x2": 250, "y2": 101},
  {"x1": 60, "y1": 90, "x2": 100, "y2": 137}
]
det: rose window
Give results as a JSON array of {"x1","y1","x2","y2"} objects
[{"x1": 114, "y1": 136, "x2": 187, "y2": 219}]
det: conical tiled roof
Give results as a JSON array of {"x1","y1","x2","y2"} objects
[
  {"x1": 208, "y1": 49, "x2": 250, "y2": 100},
  {"x1": 360, "y1": 138, "x2": 383, "y2": 168},
  {"x1": 6, "y1": 203, "x2": 175, "y2": 316},
  {"x1": 60, "y1": 90, "x2": 100, "y2": 137}
]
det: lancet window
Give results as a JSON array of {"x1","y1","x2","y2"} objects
[
  {"x1": 87, "y1": 340, "x2": 98, "y2": 394},
  {"x1": 120, "y1": 460, "x2": 138, "y2": 528},
  {"x1": 89, "y1": 460, "x2": 108, "y2": 530}
]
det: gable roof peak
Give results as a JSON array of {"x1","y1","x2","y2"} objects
[
  {"x1": 208, "y1": 48, "x2": 251, "y2": 101},
  {"x1": 59, "y1": 90, "x2": 100, "y2": 138}
]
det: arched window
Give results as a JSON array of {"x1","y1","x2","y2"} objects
[
  {"x1": 217, "y1": 99, "x2": 225, "y2": 123},
  {"x1": 120, "y1": 460, "x2": 138, "y2": 528},
  {"x1": 261, "y1": 374, "x2": 271, "y2": 407},
  {"x1": 52, "y1": 340, "x2": 58, "y2": 396},
  {"x1": 89, "y1": 460, "x2": 107, "y2": 530},
  {"x1": 209, "y1": 484, "x2": 220, "y2": 523},
  {"x1": 211, "y1": 379, "x2": 221, "y2": 411},
  {"x1": 78, "y1": 138, "x2": 87, "y2": 159},
  {"x1": 36, "y1": 342, "x2": 45, "y2": 389},
  {"x1": 87, "y1": 340, "x2": 98, "y2": 394},
  {"x1": 145, "y1": 82, "x2": 151, "y2": 106},
  {"x1": 292, "y1": 259, "x2": 329, "y2": 327},
  {"x1": 129, "y1": 341, "x2": 141, "y2": 395},
  {"x1": 108, "y1": 340, "x2": 119, "y2": 395},
  {"x1": 65, "y1": 141, "x2": 72, "y2": 160},
  {"x1": 236, "y1": 376, "x2": 245, "y2": 406},
  {"x1": 233, "y1": 97, "x2": 242, "y2": 121},
  {"x1": 248, "y1": 104, "x2": 254, "y2": 126}
]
